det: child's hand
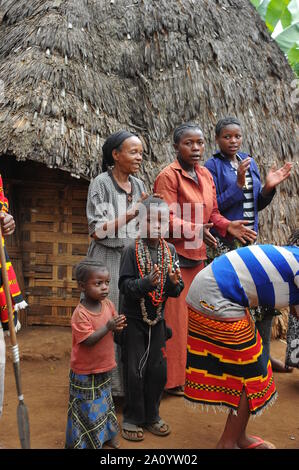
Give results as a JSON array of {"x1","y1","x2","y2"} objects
[
  {"x1": 168, "y1": 265, "x2": 181, "y2": 285},
  {"x1": 107, "y1": 315, "x2": 127, "y2": 332},
  {"x1": 202, "y1": 223, "x2": 217, "y2": 248},
  {"x1": 148, "y1": 264, "x2": 160, "y2": 287}
]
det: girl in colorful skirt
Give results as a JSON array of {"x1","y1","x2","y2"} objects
[
  {"x1": 118, "y1": 196, "x2": 184, "y2": 441},
  {"x1": 65, "y1": 258, "x2": 127, "y2": 449},
  {"x1": 185, "y1": 243, "x2": 299, "y2": 449}
]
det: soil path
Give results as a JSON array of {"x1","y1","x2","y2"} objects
[{"x1": 0, "y1": 326, "x2": 298, "y2": 449}]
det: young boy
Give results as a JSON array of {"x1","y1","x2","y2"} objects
[
  {"x1": 65, "y1": 258, "x2": 126, "y2": 449},
  {"x1": 118, "y1": 196, "x2": 184, "y2": 442}
]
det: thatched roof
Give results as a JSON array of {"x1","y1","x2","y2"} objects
[{"x1": 0, "y1": 0, "x2": 298, "y2": 243}]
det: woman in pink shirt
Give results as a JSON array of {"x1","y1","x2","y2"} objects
[{"x1": 65, "y1": 258, "x2": 126, "y2": 449}]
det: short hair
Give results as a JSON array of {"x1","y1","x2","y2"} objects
[
  {"x1": 173, "y1": 122, "x2": 203, "y2": 144},
  {"x1": 139, "y1": 196, "x2": 169, "y2": 213},
  {"x1": 287, "y1": 228, "x2": 299, "y2": 247},
  {"x1": 215, "y1": 117, "x2": 241, "y2": 136},
  {"x1": 75, "y1": 258, "x2": 108, "y2": 283}
]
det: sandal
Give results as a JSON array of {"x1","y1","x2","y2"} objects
[
  {"x1": 145, "y1": 419, "x2": 171, "y2": 437},
  {"x1": 122, "y1": 423, "x2": 144, "y2": 442},
  {"x1": 165, "y1": 386, "x2": 184, "y2": 396},
  {"x1": 243, "y1": 435, "x2": 276, "y2": 449}
]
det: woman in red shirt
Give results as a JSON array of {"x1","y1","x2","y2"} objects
[{"x1": 154, "y1": 123, "x2": 257, "y2": 395}]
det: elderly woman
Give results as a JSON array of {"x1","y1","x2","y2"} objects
[
  {"x1": 86, "y1": 130, "x2": 147, "y2": 396},
  {"x1": 204, "y1": 116, "x2": 293, "y2": 372},
  {"x1": 153, "y1": 123, "x2": 257, "y2": 395}
]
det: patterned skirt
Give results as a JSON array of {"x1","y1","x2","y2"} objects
[
  {"x1": 65, "y1": 370, "x2": 119, "y2": 449},
  {"x1": 184, "y1": 308, "x2": 277, "y2": 415}
]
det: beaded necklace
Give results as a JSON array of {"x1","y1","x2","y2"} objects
[{"x1": 135, "y1": 237, "x2": 173, "y2": 326}]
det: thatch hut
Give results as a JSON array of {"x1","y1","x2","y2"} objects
[{"x1": 0, "y1": 0, "x2": 298, "y2": 329}]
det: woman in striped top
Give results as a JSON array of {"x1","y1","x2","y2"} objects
[
  {"x1": 185, "y1": 242, "x2": 299, "y2": 449},
  {"x1": 204, "y1": 116, "x2": 293, "y2": 373}
]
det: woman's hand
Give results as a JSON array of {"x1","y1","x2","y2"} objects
[
  {"x1": 202, "y1": 223, "x2": 217, "y2": 248},
  {"x1": 227, "y1": 220, "x2": 257, "y2": 244},
  {"x1": 263, "y1": 162, "x2": 293, "y2": 195},
  {"x1": 168, "y1": 265, "x2": 181, "y2": 285},
  {"x1": 0, "y1": 212, "x2": 15, "y2": 236},
  {"x1": 237, "y1": 157, "x2": 251, "y2": 188},
  {"x1": 126, "y1": 192, "x2": 149, "y2": 222}
]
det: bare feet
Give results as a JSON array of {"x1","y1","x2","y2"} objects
[
  {"x1": 104, "y1": 435, "x2": 121, "y2": 449},
  {"x1": 271, "y1": 357, "x2": 293, "y2": 373},
  {"x1": 165, "y1": 385, "x2": 184, "y2": 396},
  {"x1": 238, "y1": 435, "x2": 276, "y2": 449},
  {"x1": 216, "y1": 440, "x2": 239, "y2": 449}
]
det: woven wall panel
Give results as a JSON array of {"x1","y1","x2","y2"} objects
[{"x1": 19, "y1": 181, "x2": 89, "y2": 326}]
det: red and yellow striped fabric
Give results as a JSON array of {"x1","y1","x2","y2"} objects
[
  {"x1": 0, "y1": 174, "x2": 26, "y2": 329},
  {"x1": 185, "y1": 307, "x2": 277, "y2": 415}
]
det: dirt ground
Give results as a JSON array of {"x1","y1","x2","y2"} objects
[{"x1": 0, "y1": 326, "x2": 298, "y2": 450}]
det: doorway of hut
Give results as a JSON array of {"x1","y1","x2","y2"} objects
[{"x1": 0, "y1": 156, "x2": 90, "y2": 327}]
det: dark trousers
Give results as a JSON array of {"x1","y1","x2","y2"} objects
[
  {"x1": 121, "y1": 318, "x2": 167, "y2": 425},
  {"x1": 256, "y1": 311, "x2": 274, "y2": 359}
]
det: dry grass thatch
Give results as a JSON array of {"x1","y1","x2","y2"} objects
[{"x1": 0, "y1": 0, "x2": 298, "y2": 244}]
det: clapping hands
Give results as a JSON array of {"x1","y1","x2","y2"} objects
[{"x1": 107, "y1": 314, "x2": 127, "y2": 332}]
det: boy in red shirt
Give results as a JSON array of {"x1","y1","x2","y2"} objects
[{"x1": 65, "y1": 258, "x2": 126, "y2": 449}]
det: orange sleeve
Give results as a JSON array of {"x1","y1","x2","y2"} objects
[{"x1": 154, "y1": 170, "x2": 200, "y2": 240}]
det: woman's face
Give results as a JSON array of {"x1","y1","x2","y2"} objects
[
  {"x1": 174, "y1": 130, "x2": 205, "y2": 168},
  {"x1": 112, "y1": 136, "x2": 143, "y2": 174},
  {"x1": 216, "y1": 125, "x2": 243, "y2": 158}
]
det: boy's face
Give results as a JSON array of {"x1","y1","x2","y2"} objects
[
  {"x1": 216, "y1": 125, "x2": 243, "y2": 158},
  {"x1": 80, "y1": 269, "x2": 110, "y2": 302},
  {"x1": 139, "y1": 206, "x2": 169, "y2": 240}
]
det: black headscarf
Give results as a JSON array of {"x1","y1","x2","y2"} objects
[{"x1": 101, "y1": 130, "x2": 136, "y2": 172}]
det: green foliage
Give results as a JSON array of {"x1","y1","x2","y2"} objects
[
  {"x1": 250, "y1": 0, "x2": 299, "y2": 77},
  {"x1": 265, "y1": 0, "x2": 291, "y2": 33}
]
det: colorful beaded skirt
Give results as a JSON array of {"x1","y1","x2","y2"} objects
[{"x1": 184, "y1": 308, "x2": 277, "y2": 415}]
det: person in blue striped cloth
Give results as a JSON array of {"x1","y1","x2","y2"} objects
[
  {"x1": 184, "y1": 243, "x2": 299, "y2": 449},
  {"x1": 204, "y1": 116, "x2": 293, "y2": 373}
]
